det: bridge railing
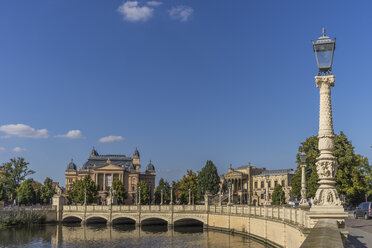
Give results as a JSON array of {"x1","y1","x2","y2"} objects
[{"x1": 63, "y1": 204, "x2": 310, "y2": 228}]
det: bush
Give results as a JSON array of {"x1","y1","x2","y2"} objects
[{"x1": 0, "y1": 211, "x2": 46, "y2": 226}]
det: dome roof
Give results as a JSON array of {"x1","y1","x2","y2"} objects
[
  {"x1": 66, "y1": 159, "x2": 77, "y2": 171},
  {"x1": 146, "y1": 160, "x2": 155, "y2": 172}
]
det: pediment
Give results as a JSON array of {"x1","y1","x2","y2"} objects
[{"x1": 93, "y1": 163, "x2": 124, "y2": 171}]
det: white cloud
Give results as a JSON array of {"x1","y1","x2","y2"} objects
[
  {"x1": 12, "y1": 147, "x2": 27, "y2": 153},
  {"x1": 169, "y1": 6, "x2": 193, "y2": 22},
  {"x1": 55, "y1": 130, "x2": 83, "y2": 139},
  {"x1": 99, "y1": 135, "x2": 125, "y2": 143},
  {"x1": 0, "y1": 124, "x2": 49, "y2": 139},
  {"x1": 117, "y1": 1, "x2": 154, "y2": 22},
  {"x1": 0, "y1": 147, "x2": 5, "y2": 152},
  {"x1": 147, "y1": 1, "x2": 162, "y2": 6}
]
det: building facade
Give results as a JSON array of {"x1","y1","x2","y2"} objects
[
  {"x1": 221, "y1": 163, "x2": 294, "y2": 205},
  {"x1": 65, "y1": 148, "x2": 156, "y2": 205}
]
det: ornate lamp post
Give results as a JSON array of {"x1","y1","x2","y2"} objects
[
  {"x1": 227, "y1": 181, "x2": 232, "y2": 205},
  {"x1": 138, "y1": 186, "x2": 141, "y2": 206},
  {"x1": 299, "y1": 152, "x2": 309, "y2": 207},
  {"x1": 310, "y1": 28, "x2": 347, "y2": 222},
  {"x1": 170, "y1": 187, "x2": 173, "y2": 205},
  {"x1": 188, "y1": 188, "x2": 191, "y2": 205},
  {"x1": 84, "y1": 187, "x2": 87, "y2": 206},
  {"x1": 265, "y1": 175, "x2": 270, "y2": 206}
]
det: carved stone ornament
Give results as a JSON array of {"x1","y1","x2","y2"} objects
[
  {"x1": 316, "y1": 160, "x2": 337, "y2": 179},
  {"x1": 313, "y1": 188, "x2": 342, "y2": 206}
]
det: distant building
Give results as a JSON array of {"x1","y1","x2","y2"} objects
[
  {"x1": 221, "y1": 163, "x2": 294, "y2": 205},
  {"x1": 65, "y1": 148, "x2": 156, "y2": 205}
]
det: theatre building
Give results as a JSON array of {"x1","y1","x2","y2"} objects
[{"x1": 65, "y1": 148, "x2": 156, "y2": 205}]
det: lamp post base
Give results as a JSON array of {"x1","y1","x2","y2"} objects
[{"x1": 308, "y1": 205, "x2": 348, "y2": 228}]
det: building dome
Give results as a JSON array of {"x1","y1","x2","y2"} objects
[
  {"x1": 66, "y1": 159, "x2": 77, "y2": 171},
  {"x1": 146, "y1": 160, "x2": 155, "y2": 172}
]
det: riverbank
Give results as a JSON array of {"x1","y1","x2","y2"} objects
[{"x1": 0, "y1": 211, "x2": 46, "y2": 227}]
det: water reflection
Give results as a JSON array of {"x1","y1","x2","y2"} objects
[{"x1": 0, "y1": 223, "x2": 267, "y2": 248}]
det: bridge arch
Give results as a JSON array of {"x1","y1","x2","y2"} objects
[
  {"x1": 112, "y1": 217, "x2": 136, "y2": 225},
  {"x1": 173, "y1": 216, "x2": 206, "y2": 225},
  {"x1": 85, "y1": 216, "x2": 108, "y2": 224},
  {"x1": 140, "y1": 216, "x2": 168, "y2": 226},
  {"x1": 62, "y1": 215, "x2": 83, "y2": 223}
]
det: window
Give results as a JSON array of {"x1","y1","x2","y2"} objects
[
  {"x1": 282, "y1": 180, "x2": 285, "y2": 187},
  {"x1": 261, "y1": 194, "x2": 264, "y2": 199},
  {"x1": 254, "y1": 182, "x2": 258, "y2": 189},
  {"x1": 274, "y1": 181, "x2": 278, "y2": 187},
  {"x1": 268, "y1": 181, "x2": 271, "y2": 188},
  {"x1": 261, "y1": 181, "x2": 264, "y2": 188},
  {"x1": 68, "y1": 178, "x2": 72, "y2": 183}
]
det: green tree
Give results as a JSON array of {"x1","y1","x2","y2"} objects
[
  {"x1": 112, "y1": 179, "x2": 127, "y2": 205},
  {"x1": 177, "y1": 170, "x2": 199, "y2": 204},
  {"x1": 198, "y1": 160, "x2": 220, "y2": 195},
  {"x1": 291, "y1": 132, "x2": 370, "y2": 206},
  {"x1": 271, "y1": 185, "x2": 286, "y2": 205},
  {"x1": 17, "y1": 179, "x2": 36, "y2": 205},
  {"x1": 32, "y1": 181, "x2": 43, "y2": 204},
  {"x1": 39, "y1": 177, "x2": 55, "y2": 204},
  {"x1": 0, "y1": 177, "x2": 8, "y2": 201},
  {"x1": 0, "y1": 157, "x2": 34, "y2": 200},
  {"x1": 137, "y1": 181, "x2": 150, "y2": 204},
  {"x1": 154, "y1": 178, "x2": 171, "y2": 204},
  {"x1": 67, "y1": 175, "x2": 97, "y2": 205}
]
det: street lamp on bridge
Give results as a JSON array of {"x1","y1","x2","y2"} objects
[{"x1": 309, "y1": 28, "x2": 347, "y2": 222}]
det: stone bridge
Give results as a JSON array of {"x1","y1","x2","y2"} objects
[{"x1": 61, "y1": 204, "x2": 320, "y2": 247}]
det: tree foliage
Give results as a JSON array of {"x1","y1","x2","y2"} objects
[
  {"x1": 176, "y1": 170, "x2": 199, "y2": 204},
  {"x1": 291, "y1": 132, "x2": 370, "y2": 206},
  {"x1": 17, "y1": 179, "x2": 36, "y2": 205},
  {"x1": 154, "y1": 178, "x2": 171, "y2": 204},
  {"x1": 137, "y1": 181, "x2": 150, "y2": 204},
  {"x1": 40, "y1": 177, "x2": 55, "y2": 204},
  {"x1": 112, "y1": 179, "x2": 127, "y2": 205},
  {"x1": 0, "y1": 157, "x2": 34, "y2": 199},
  {"x1": 198, "y1": 160, "x2": 220, "y2": 195},
  {"x1": 67, "y1": 175, "x2": 97, "y2": 205},
  {"x1": 271, "y1": 185, "x2": 286, "y2": 205}
]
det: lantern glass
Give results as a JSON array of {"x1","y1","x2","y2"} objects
[
  {"x1": 312, "y1": 28, "x2": 335, "y2": 74},
  {"x1": 299, "y1": 152, "x2": 306, "y2": 164}
]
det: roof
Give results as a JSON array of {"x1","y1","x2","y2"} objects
[
  {"x1": 83, "y1": 154, "x2": 133, "y2": 169},
  {"x1": 146, "y1": 161, "x2": 155, "y2": 172},
  {"x1": 255, "y1": 169, "x2": 294, "y2": 176},
  {"x1": 66, "y1": 160, "x2": 77, "y2": 171}
]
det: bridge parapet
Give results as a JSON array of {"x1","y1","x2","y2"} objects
[{"x1": 62, "y1": 204, "x2": 311, "y2": 228}]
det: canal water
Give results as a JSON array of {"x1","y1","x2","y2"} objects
[{"x1": 0, "y1": 223, "x2": 267, "y2": 248}]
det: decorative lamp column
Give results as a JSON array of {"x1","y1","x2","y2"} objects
[
  {"x1": 160, "y1": 189, "x2": 164, "y2": 205},
  {"x1": 227, "y1": 181, "x2": 232, "y2": 206},
  {"x1": 219, "y1": 189, "x2": 222, "y2": 206},
  {"x1": 309, "y1": 28, "x2": 347, "y2": 224},
  {"x1": 170, "y1": 187, "x2": 173, "y2": 205},
  {"x1": 265, "y1": 175, "x2": 270, "y2": 206},
  {"x1": 188, "y1": 188, "x2": 191, "y2": 205},
  {"x1": 138, "y1": 186, "x2": 141, "y2": 206},
  {"x1": 299, "y1": 152, "x2": 309, "y2": 207},
  {"x1": 84, "y1": 187, "x2": 87, "y2": 206}
]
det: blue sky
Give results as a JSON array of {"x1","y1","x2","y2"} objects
[{"x1": 0, "y1": 1, "x2": 371, "y2": 186}]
